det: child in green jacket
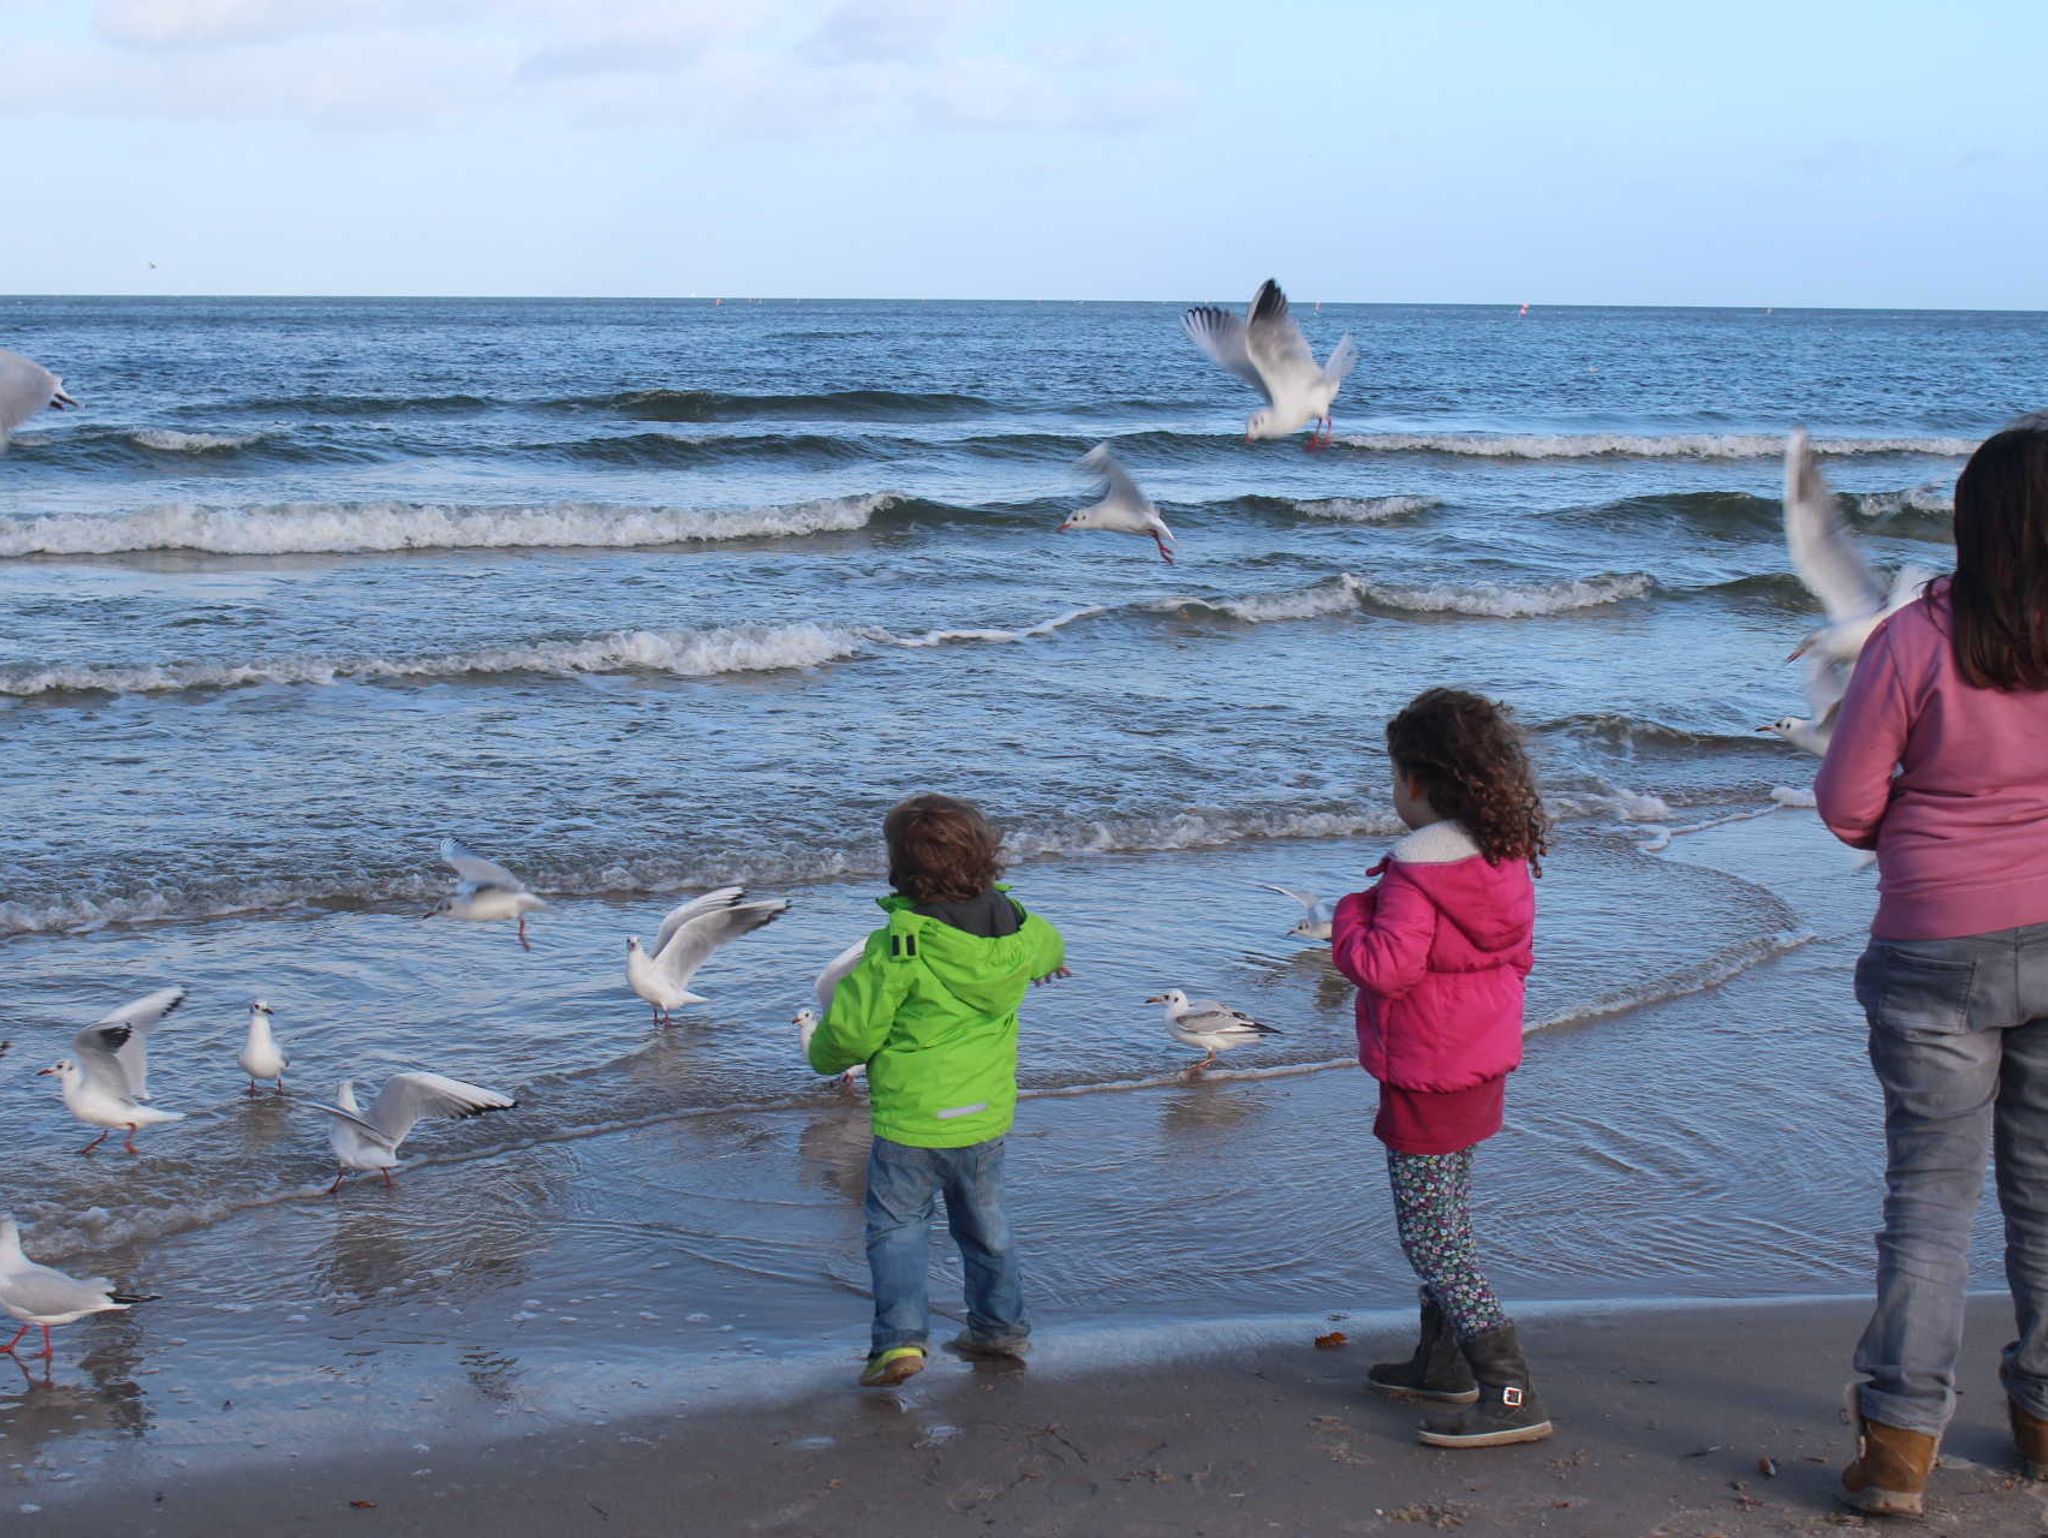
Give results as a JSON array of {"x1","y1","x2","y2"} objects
[{"x1": 806, "y1": 793, "x2": 1066, "y2": 1388}]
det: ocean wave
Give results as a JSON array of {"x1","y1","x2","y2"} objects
[
  {"x1": 1158, "y1": 570, "x2": 1653, "y2": 623},
  {"x1": 540, "y1": 431, "x2": 883, "y2": 467},
  {"x1": 1335, "y1": 431, "x2": 1978, "y2": 460},
  {"x1": 0, "y1": 493, "x2": 899, "y2": 557},
  {"x1": 568, "y1": 388, "x2": 995, "y2": 422},
  {"x1": 1537, "y1": 711, "x2": 1787, "y2": 752},
  {"x1": 238, "y1": 392, "x2": 495, "y2": 415},
  {"x1": 1294, "y1": 495, "x2": 1440, "y2": 523},
  {"x1": 129, "y1": 428, "x2": 267, "y2": 453},
  {"x1": 1532, "y1": 927, "x2": 1814, "y2": 1032}
]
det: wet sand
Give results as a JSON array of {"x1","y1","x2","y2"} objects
[{"x1": 26, "y1": 1294, "x2": 2048, "y2": 1537}]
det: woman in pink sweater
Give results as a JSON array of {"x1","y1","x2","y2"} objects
[
  {"x1": 1817, "y1": 420, "x2": 2048, "y2": 1517},
  {"x1": 1331, "y1": 688, "x2": 1550, "y2": 1449}
]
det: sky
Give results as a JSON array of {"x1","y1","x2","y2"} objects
[{"x1": 1, "y1": 0, "x2": 2042, "y2": 307}]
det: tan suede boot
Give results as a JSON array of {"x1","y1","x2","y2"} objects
[
  {"x1": 2009, "y1": 1398, "x2": 2048, "y2": 1482},
  {"x1": 1839, "y1": 1409, "x2": 1939, "y2": 1517}
]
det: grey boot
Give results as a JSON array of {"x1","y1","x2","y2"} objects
[
  {"x1": 1417, "y1": 1322, "x2": 1553, "y2": 1447},
  {"x1": 1367, "y1": 1294, "x2": 1478, "y2": 1404}
]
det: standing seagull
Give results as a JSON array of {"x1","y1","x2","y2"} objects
[
  {"x1": 238, "y1": 999, "x2": 288, "y2": 1095},
  {"x1": 88, "y1": 985, "x2": 186, "y2": 1103},
  {"x1": 311, "y1": 1072, "x2": 516, "y2": 1193},
  {"x1": 0, "y1": 1216, "x2": 156, "y2": 1365},
  {"x1": 429, "y1": 837, "x2": 545, "y2": 950},
  {"x1": 0, "y1": 349, "x2": 78, "y2": 447},
  {"x1": 38, "y1": 1024, "x2": 186, "y2": 1154},
  {"x1": 627, "y1": 887, "x2": 790, "y2": 1025},
  {"x1": 1147, "y1": 989, "x2": 1281, "y2": 1073},
  {"x1": 1763, "y1": 430, "x2": 1936, "y2": 755},
  {"x1": 795, "y1": 939, "x2": 869, "y2": 1086},
  {"x1": 1254, "y1": 883, "x2": 1335, "y2": 942},
  {"x1": 1182, "y1": 280, "x2": 1357, "y2": 448},
  {"x1": 1059, "y1": 444, "x2": 1177, "y2": 563}
]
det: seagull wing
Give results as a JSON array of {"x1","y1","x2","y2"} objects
[
  {"x1": 1077, "y1": 443, "x2": 1152, "y2": 512},
  {"x1": 1181, "y1": 304, "x2": 1273, "y2": 402},
  {"x1": 1784, "y1": 430, "x2": 1886, "y2": 624},
  {"x1": 363, "y1": 1072, "x2": 516, "y2": 1146},
  {"x1": 70, "y1": 1024, "x2": 138, "y2": 1101},
  {"x1": 1254, "y1": 882, "x2": 1320, "y2": 914},
  {"x1": 653, "y1": 887, "x2": 746, "y2": 955},
  {"x1": 1886, "y1": 561, "x2": 1937, "y2": 614},
  {"x1": 307, "y1": 1100, "x2": 399, "y2": 1148},
  {"x1": 652, "y1": 900, "x2": 790, "y2": 990},
  {"x1": 1181, "y1": 1001, "x2": 1279, "y2": 1037},
  {"x1": 1321, "y1": 333, "x2": 1360, "y2": 385},
  {"x1": 441, "y1": 837, "x2": 526, "y2": 892},
  {"x1": 93, "y1": 986, "x2": 185, "y2": 1100},
  {"x1": 1241, "y1": 280, "x2": 1323, "y2": 394},
  {"x1": 814, "y1": 940, "x2": 869, "y2": 1016},
  {"x1": 0, "y1": 1261, "x2": 117, "y2": 1320},
  {"x1": 0, "y1": 350, "x2": 64, "y2": 436}
]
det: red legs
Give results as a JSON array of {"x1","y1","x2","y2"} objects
[
  {"x1": 0, "y1": 1322, "x2": 29, "y2": 1355},
  {"x1": 379, "y1": 1169, "x2": 395, "y2": 1189},
  {"x1": 247, "y1": 1080, "x2": 260, "y2": 1097},
  {"x1": 274, "y1": 1076, "x2": 286, "y2": 1096},
  {"x1": 1155, "y1": 537, "x2": 1175, "y2": 565},
  {"x1": 1187, "y1": 1052, "x2": 1218, "y2": 1077},
  {"x1": 327, "y1": 1168, "x2": 351, "y2": 1195},
  {"x1": 517, "y1": 916, "x2": 532, "y2": 952},
  {"x1": 78, "y1": 1130, "x2": 109, "y2": 1156},
  {"x1": 123, "y1": 1124, "x2": 142, "y2": 1156},
  {"x1": 1304, "y1": 417, "x2": 1334, "y2": 451},
  {"x1": 37, "y1": 1326, "x2": 53, "y2": 1362}
]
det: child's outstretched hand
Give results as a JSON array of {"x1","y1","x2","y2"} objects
[{"x1": 1031, "y1": 966, "x2": 1074, "y2": 987}]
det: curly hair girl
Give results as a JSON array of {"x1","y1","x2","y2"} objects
[{"x1": 1385, "y1": 688, "x2": 1549, "y2": 874}]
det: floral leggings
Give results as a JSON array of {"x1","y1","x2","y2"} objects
[{"x1": 1386, "y1": 1147, "x2": 1510, "y2": 1341}]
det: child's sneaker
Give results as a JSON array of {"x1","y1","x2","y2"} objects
[
  {"x1": 858, "y1": 1346, "x2": 926, "y2": 1388},
  {"x1": 945, "y1": 1331, "x2": 1030, "y2": 1362}
]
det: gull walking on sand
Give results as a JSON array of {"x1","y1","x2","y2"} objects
[
  {"x1": 1182, "y1": 279, "x2": 1358, "y2": 448},
  {"x1": 0, "y1": 349, "x2": 78, "y2": 446},
  {"x1": 0, "y1": 1216, "x2": 157, "y2": 1366},
  {"x1": 429, "y1": 837, "x2": 545, "y2": 950},
  {"x1": 795, "y1": 940, "x2": 870, "y2": 1086},
  {"x1": 39, "y1": 1023, "x2": 186, "y2": 1154},
  {"x1": 1059, "y1": 444, "x2": 1177, "y2": 563},
  {"x1": 1762, "y1": 430, "x2": 1936, "y2": 755},
  {"x1": 626, "y1": 887, "x2": 790, "y2": 1026},
  {"x1": 1254, "y1": 883, "x2": 1334, "y2": 942},
  {"x1": 311, "y1": 1072, "x2": 516, "y2": 1193},
  {"x1": 1148, "y1": 989, "x2": 1280, "y2": 1073},
  {"x1": 238, "y1": 999, "x2": 288, "y2": 1094}
]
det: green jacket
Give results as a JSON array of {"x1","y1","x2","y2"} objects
[{"x1": 806, "y1": 891, "x2": 1065, "y2": 1148}]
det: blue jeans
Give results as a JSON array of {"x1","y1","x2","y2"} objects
[
  {"x1": 865, "y1": 1135, "x2": 1027, "y2": 1356},
  {"x1": 1854, "y1": 921, "x2": 2048, "y2": 1435}
]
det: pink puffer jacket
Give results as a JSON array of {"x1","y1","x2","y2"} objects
[{"x1": 1330, "y1": 821, "x2": 1535, "y2": 1092}]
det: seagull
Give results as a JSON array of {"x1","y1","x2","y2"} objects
[
  {"x1": 1146, "y1": 989, "x2": 1281, "y2": 1073},
  {"x1": 310, "y1": 1072, "x2": 516, "y2": 1193},
  {"x1": 795, "y1": 940, "x2": 869, "y2": 1086},
  {"x1": 0, "y1": 1216, "x2": 156, "y2": 1365},
  {"x1": 1181, "y1": 279, "x2": 1357, "y2": 448},
  {"x1": 1254, "y1": 883, "x2": 1334, "y2": 942},
  {"x1": 626, "y1": 887, "x2": 790, "y2": 1025},
  {"x1": 83, "y1": 985, "x2": 186, "y2": 1103},
  {"x1": 1764, "y1": 430, "x2": 1937, "y2": 755},
  {"x1": 0, "y1": 349, "x2": 78, "y2": 446},
  {"x1": 429, "y1": 837, "x2": 544, "y2": 950},
  {"x1": 238, "y1": 999, "x2": 288, "y2": 1095},
  {"x1": 38, "y1": 1024, "x2": 186, "y2": 1154},
  {"x1": 1059, "y1": 444, "x2": 1176, "y2": 563}
]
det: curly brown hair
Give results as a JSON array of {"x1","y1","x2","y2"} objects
[
  {"x1": 884, "y1": 793, "x2": 1004, "y2": 904},
  {"x1": 1386, "y1": 688, "x2": 1550, "y2": 875}
]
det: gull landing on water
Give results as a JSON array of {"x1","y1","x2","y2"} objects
[
  {"x1": 794, "y1": 940, "x2": 869, "y2": 1087},
  {"x1": 39, "y1": 1019, "x2": 187, "y2": 1155},
  {"x1": 626, "y1": 887, "x2": 790, "y2": 1026},
  {"x1": 1762, "y1": 430, "x2": 1936, "y2": 756},
  {"x1": 1059, "y1": 444, "x2": 1176, "y2": 563},
  {"x1": 1147, "y1": 989, "x2": 1280, "y2": 1073},
  {"x1": 238, "y1": 999, "x2": 288, "y2": 1095},
  {"x1": 312, "y1": 1073, "x2": 516, "y2": 1193},
  {"x1": 1254, "y1": 883, "x2": 1334, "y2": 942},
  {"x1": 1181, "y1": 279, "x2": 1357, "y2": 449},
  {"x1": 0, "y1": 349, "x2": 78, "y2": 447},
  {"x1": 430, "y1": 837, "x2": 544, "y2": 949},
  {"x1": 0, "y1": 1216, "x2": 157, "y2": 1367}
]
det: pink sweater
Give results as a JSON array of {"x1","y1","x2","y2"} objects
[{"x1": 1815, "y1": 587, "x2": 2048, "y2": 940}]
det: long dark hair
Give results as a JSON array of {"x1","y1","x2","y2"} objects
[
  {"x1": 1952, "y1": 420, "x2": 2048, "y2": 691},
  {"x1": 1386, "y1": 688, "x2": 1550, "y2": 875}
]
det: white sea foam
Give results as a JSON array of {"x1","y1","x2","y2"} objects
[
  {"x1": 1853, "y1": 483, "x2": 1954, "y2": 517},
  {"x1": 1334, "y1": 431, "x2": 1978, "y2": 460},
  {"x1": 128, "y1": 428, "x2": 264, "y2": 453},
  {"x1": 1163, "y1": 570, "x2": 1652, "y2": 624},
  {"x1": 1294, "y1": 495, "x2": 1440, "y2": 523},
  {"x1": 0, "y1": 494, "x2": 897, "y2": 557},
  {"x1": 870, "y1": 608, "x2": 1107, "y2": 648}
]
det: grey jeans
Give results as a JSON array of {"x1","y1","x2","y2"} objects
[{"x1": 1853, "y1": 920, "x2": 2048, "y2": 1435}]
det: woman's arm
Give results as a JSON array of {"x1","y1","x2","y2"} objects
[{"x1": 1814, "y1": 627, "x2": 1910, "y2": 851}]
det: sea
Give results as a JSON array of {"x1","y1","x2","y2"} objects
[{"x1": 0, "y1": 295, "x2": 2040, "y2": 1482}]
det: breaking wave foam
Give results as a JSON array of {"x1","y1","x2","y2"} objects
[
  {"x1": 129, "y1": 428, "x2": 267, "y2": 453},
  {"x1": 1335, "y1": 431, "x2": 1978, "y2": 460},
  {"x1": 0, "y1": 494, "x2": 899, "y2": 557},
  {"x1": 1294, "y1": 495, "x2": 1441, "y2": 523},
  {"x1": 1162, "y1": 571, "x2": 1653, "y2": 623}
]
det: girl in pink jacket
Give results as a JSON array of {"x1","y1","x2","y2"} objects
[{"x1": 1331, "y1": 687, "x2": 1550, "y2": 1449}]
